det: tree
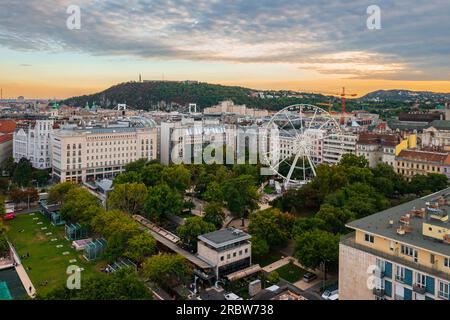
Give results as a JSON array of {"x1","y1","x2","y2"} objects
[
  {"x1": 1, "y1": 156, "x2": 15, "y2": 175},
  {"x1": 203, "y1": 181, "x2": 223, "y2": 203},
  {"x1": 60, "y1": 188, "x2": 100, "y2": 226},
  {"x1": 310, "y1": 165, "x2": 348, "y2": 202},
  {"x1": 141, "y1": 163, "x2": 164, "y2": 187},
  {"x1": 12, "y1": 158, "x2": 33, "y2": 187},
  {"x1": 41, "y1": 268, "x2": 152, "y2": 300},
  {"x1": 292, "y1": 217, "x2": 327, "y2": 235},
  {"x1": 144, "y1": 184, "x2": 184, "y2": 221},
  {"x1": 162, "y1": 165, "x2": 191, "y2": 192},
  {"x1": 294, "y1": 229, "x2": 339, "y2": 270},
  {"x1": 107, "y1": 183, "x2": 147, "y2": 215},
  {"x1": 124, "y1": 158, "x2": 148, "y2": 173},
  {"x1": 113, "y1": 171, "x2": 143, "y2": 185},
  {"x1": 176, "y1": 217, "x2": 216, "y2": 252},
  {"x1": 48, "y1": 182, "x2": 79, "y2": 205},
  {"x1": 339, "y1": 154, "x2": 369, "y2": 168},
  {"x1": 251, "y1": 235, "x2": 269, "y2": 258},
  {"x1": 0, "y1": 196, "x2": 5, "y2": 216},
  {"x1": 142, "y1": 254, "x2": 192, "y2": 287},
  {"x1": 315, "y1": 204, "x2": 356, "y2": 234},
  {"x1": 124, "y1": 233, "x2": 157, "y2": 263},
  {"x1": 33, "y1": 169, "x2": 50, "y2": 186},
  {"x1": 203, "y1": 202, "x2": 225, "y2": 229},
  {"x1": 267, "y1": 271, "x2": 280, "y2": 284},
  {"x1": 222, "y1": 175, "x2": 260, "y2": 223},
  {"x1": 248, "y1": 208, "x2": 295, "y2": 247}
]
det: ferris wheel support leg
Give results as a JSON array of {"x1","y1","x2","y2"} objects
[{"x1": 285, "y1": 152, "x2": 301, "y2": 187}]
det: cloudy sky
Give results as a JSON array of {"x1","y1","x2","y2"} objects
[{"x1": 1, "y1": 0, "x2": 450, "y2": 98}]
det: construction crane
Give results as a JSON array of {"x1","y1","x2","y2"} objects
[
  {"x1": 300, "y1": 87, "x2": 358, "y2": 125},
  {"x1": 317, "y1": 102, "x2": 333, "y2": 114}
]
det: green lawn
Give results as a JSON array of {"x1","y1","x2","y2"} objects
[
  {"x1": 253, "y1": 250, "x2": 284, "y2": 267},
  {"x1": 5, "y1": 212, "x2": 104, "y2": 296},
  {"x1": 275, "y1": 262, "x2": 306, "y2": 283}
]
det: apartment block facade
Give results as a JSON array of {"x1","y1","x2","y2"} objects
[
  {"x1": 51, "y1": 126, "x2": 157, "y2": 183},
  {"x1": 339, "y1": 189, "x2": 450, "y2": 300},
  {"x1": 395, "y1": 149, "x2": 450, "y2": 180}
]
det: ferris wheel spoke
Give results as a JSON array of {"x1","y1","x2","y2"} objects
[
  {"x1": 286, "y1": 153, "x2": 301, "y2": 184},
  {"x1": 270, "y1": 151, "x2": 295, "y2": 170},
  {"x1": 307, "y1": 108, "x2": 318, "y2": 131},
  {"x1": 286, "y1": 114, "x2": 300, "y2": 137}
]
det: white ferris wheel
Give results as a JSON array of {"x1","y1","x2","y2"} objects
[{"x1": 263, "y1": 104, "x2": 342, "y2": 188}]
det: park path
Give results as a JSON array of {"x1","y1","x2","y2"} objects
[
  {"x1": 15, "y1": 264, "x2": 36, "y2": 298},
  {"x1": 9, "y1": 242, "x2": 36, "y2": 298}
]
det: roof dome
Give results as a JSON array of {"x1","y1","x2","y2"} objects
[{"x1": 128, "y1": 116, "x2": 157, "y2": 128}]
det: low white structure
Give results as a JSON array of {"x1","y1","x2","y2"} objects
[{"x1": 197, "y1": 228, "x2": 252, "y2": 279}]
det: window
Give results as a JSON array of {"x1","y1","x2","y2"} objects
[
  {"x1": 401, "y1": 245, "x2": 414, "y2": 257},
  {"x1": 364, "y1": 233, "x2": 374, "y2": 243},
  {"x1": 396, "y1": 266, "x2": 405, "y2": 282},
  {"x1": 415, "y1": 272, "x2": 426, "y2": 288},
  {"x1": 445, "y1": 258, "x2": 450, "y2": 268},
  {"x1": 439, "y1": 281, "x2": 449, "y2": 299},
  {"x1": 220, "y1": 256, "x2": 224, "y2": 262}
]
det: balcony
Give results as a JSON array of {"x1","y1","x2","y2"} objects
[
  {"x1": 394, "y1": 294, "x2": 404, "y2": 300},
  {"x1": 373, "y1": 288, "x2": 385, "y2": 297},
  {"x1": 413, "y1": 284, "x2": 426, "y2": 295},
  {"x1": 374, "y1": 269, "x2": 385, "y2": 278}
]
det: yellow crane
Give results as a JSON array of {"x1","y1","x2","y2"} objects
[{"x1": 317, "y1": 102, "x2": 333, "y2": 114}]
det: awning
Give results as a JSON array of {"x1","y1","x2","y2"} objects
[{"x1": 226, "y1": 264, "x2": 261, "y2": 282}]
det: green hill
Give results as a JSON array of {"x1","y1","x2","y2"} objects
[{"x1": 61, "y1": 81, "x2": 334, "y2": 111}]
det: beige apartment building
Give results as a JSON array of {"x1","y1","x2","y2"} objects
[
  {"x1": 339, "y1": 189, "x2": 450, "y2": 300},
  {"x1": 395, "y1": 149, "x2": 450, "y2": 180},
  {"x1": 51, "y1": 126, "x2": 157, "y2": 183}
]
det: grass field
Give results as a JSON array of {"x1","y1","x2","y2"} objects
[
  {"x1": 253, "y1": 250, "x2": 284, "y2": 267},
  {"x1": 5, "y1": 212, "x2": 104, "y2": 296},
  {"x1": 275, "y1": 262, "x2": 306, "y2": 283}
]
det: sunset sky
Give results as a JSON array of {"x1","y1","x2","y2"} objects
[{"x1": 1, "y1": 0, "x2": 450, "y2": 99}]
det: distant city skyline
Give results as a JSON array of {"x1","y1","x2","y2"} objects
[{"x1": 1, "y1": 0, "x2": 450, "y2": 99}]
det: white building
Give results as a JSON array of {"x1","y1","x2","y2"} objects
[
  {"x1": 160, "y1": 118, "x2": 235, "y2": 165},
  {"x1": 322, "y1": 133, "x2": 357, "y2": 164},
  {"x1": 197, "y1": 228, "x2": 252, "y2": 279},
  {"x1": 51, "y1": 125, "x2": 158, "y2": 183},
  {"x1": 13, "y1": 119, "x2": 54, "y2": 169},
  {"x1": 203, "y1": 100, "x2": 269, "y2": 117},
  {"x1": 422, "y1": 120, "x2": 450, "y2": 148}
]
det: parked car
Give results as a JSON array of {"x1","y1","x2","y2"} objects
[
  {"x1": 303, "y1": 272, "x2": 317, "y2": 283},
  {"x1": 224, "y1": 293, "x2": 243, "y2": 300},
  {"x1": 3, "y1": 213, "x2": 15, "y2": 220},
  {"x1": 322, "y1": 286, "x2": 339, "y2": 300}
]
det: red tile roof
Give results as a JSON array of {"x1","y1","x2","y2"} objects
[
  {"x1": 0, "y1": 133, "x2": 13, "y2": 144},
  {"x1": 397, "y1": 149, "x2": 450, "y2": 164},
  {"x1": 357, "y1": 132, "x2": 401, "y2": 147},
  {"x1": 0, "y1": 120, "x2": 16, "y2": 134}
]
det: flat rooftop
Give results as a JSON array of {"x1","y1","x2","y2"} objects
[
  {"x1": 347, "y1": 188, "x2": 450, "y2": 257},
  {"x1": 198, "y1": 228, "x2": 251, "y2": 248}
]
